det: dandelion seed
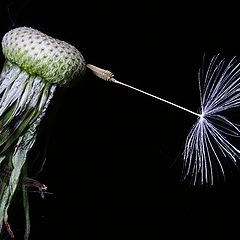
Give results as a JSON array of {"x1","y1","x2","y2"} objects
[{"x1": 87, "y1": 54, "x2": 240, "y2": 186}]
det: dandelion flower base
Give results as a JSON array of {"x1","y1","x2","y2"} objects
[{"x1": 0, "y1": 27, "x2": 86, "y2": 238}]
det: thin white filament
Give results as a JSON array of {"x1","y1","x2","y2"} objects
[
  {"x1": 113, "y1": 79, "x2": 202, "y2": 118},
  {"x1": 86, "y1": 64, "x2": 201, "y2": 117}
]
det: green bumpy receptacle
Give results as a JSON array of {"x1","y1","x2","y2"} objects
[{"x1": 2, "y1": 27, "x2": 86, "y2": 86}]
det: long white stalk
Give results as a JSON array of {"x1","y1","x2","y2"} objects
[{"x1": 86, "y1": 64, "x2": 201, "y2": 118}]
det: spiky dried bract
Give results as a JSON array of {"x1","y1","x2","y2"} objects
[
  {"x1": 2, "y1": 27, "x2": 86, "y2": 86},
  {"x1": 183, "y1": 55, "x2": 240, "y2": 185}
]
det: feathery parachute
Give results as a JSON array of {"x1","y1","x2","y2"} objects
[{"x1": 183, "y1": 55, "x2": 240, "y2": 185}]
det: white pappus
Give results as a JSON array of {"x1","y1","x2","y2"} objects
[{"x1": 183, "y1": 54, "x2": 240, "y2": 185}]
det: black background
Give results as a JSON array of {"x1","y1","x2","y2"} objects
[{"x1": 1, "y1": 0, "x2": 240, "y2": 239}]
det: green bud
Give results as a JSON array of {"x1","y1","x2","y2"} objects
[{"x1": 2, "y1": 27, "x2": 86, "y2": 86}]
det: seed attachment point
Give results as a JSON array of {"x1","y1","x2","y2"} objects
[{"x1": 87, "y1": 64, "x2": 116, "y2": 82}]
